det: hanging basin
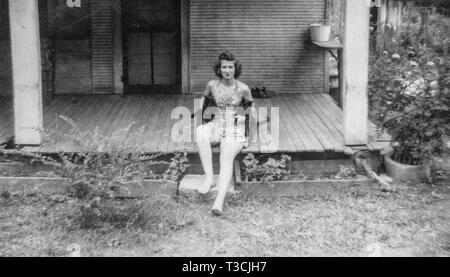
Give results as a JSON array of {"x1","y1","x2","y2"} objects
[{"x1": 310, "y1": 23, "x2": 331, "y2": 42}]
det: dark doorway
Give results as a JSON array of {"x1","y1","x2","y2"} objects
[{"x1": 122, "y1": 0, "x2": 181, "y2": 95}]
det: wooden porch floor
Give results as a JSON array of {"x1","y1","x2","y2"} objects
[
  {"x1": 0, "y1": 94, "x2": 388, "y2": 154},
  {"x1": 0, "y1": 95, "x2": 13, "y2": 145}
]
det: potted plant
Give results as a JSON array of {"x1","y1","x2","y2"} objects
[{"x1": 369, "y1": 40, "x2": 450, "y2": 182}]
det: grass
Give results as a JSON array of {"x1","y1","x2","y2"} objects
[{"x1": 0, "y1": 175, "x2": 449, "y2": 257}]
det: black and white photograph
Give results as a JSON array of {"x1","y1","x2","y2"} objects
[{"x1": 0, "y1": 0, "x2": 449, "y2": 259}]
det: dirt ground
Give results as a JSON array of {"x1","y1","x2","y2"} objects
[{"x1": 1, "y1": 173, "x2": 449, "y2": 257}]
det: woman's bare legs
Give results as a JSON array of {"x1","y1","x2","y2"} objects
[
  {"x1": 196, "y1": 124, "x2": 215, "y2": 194},
  {"x1": 211, "y1": 141, "x2": 243, "y2": 215}
]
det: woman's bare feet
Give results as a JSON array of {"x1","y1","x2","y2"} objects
[{"x1": 198, "y1": 176, "x2": 215, "y2": 194}]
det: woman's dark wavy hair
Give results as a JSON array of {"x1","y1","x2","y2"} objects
[{"x1": 213, "y1": 51, "x2": 242, "y2": 79}]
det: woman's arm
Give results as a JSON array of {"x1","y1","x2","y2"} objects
[{"x1": 192, "y1": 81, "x2": 213, "y2": 120}]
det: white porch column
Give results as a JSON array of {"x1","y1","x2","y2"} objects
[
  {"x1": 342, "y1": 0, "x2": 369, "y2": 146},
  {"x1": 8, "y1": 0, "x2": 43, "y2": 145}
]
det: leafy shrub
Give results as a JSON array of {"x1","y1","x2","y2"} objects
[
  {"x1": 162, "y1": 152, "x2": 190, "y2": 182},
  {"x1": 369, "y1": 14, "x2": 450, "y2": 165},
  {"x1": 241, "y1": 154, "x2": 291, "y2": 182},
  {"x1": 21, "y1": 116, "x2": 190, "y2": 230},
  {"x1": 334, "y1": 165, "x2": 358, "y2": 180}
]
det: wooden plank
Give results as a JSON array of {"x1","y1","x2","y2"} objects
[
  {"x1": 43, "y1": 96, "x2": 69, "y2": 131},
  {"x1": 283, "y1": 95, "x2": 323, "y2": 152},
  {"x1": 118, "y1": 95, "x2": 154, "y2": 150},
  {"x1": 324, "y1": 51, "x2": 330, "y2": 94},
  {"x1": 149, "y1": 96, "x2": 171, "y2": 152},
  {"x1": 303, "y1": 94, "x2": 344, "y2": 152},
  {"x1": 168, "y1": 95, "x2": 188, "y2": 153},
  {"x1": 46, "y1": 97, "x2": 86, "y2": 151},
  {"x1": 0, "y1": 124, "x2": 13, "y2": 143},
  {"x1": 257, "y1": 97, "x2": 285, "y2": 152},
  {"x1": 280, "y1": 95, "x2": 320, "y2": 151},
  {"x1": 304, "y1": 94, "x2": 343, "y2": 133},
  {"x1": 76, "y1": 96, "x2": 120, "y2": 145},
  {"x1": 104, "y1": 96, "x2": 138, "y2": 136},
  {"x1": 44, "y1": 96, "x2": 87, "y2": 141},
  {"x1": 156, "y1": 97, "x2": 178, "y2": 152},
  {"x1": 276, "y1": 95, "x2": 307, "y2": 151},
  {"x1": 300, "y1": 94, "x2": 342, "y2": 151},
  {"x1": 143, "y1": 95, "x2": 166, "y2": 152},
  {"x1": 308, "y1": 95, "x2": 345, "y2": 152},
  {"x1": 313, "y1": 95, "x2": 347, "y2": 148},
  {"x1": 172, "y1": 94, "x2": 188, "y2": 152},
  {"x1": 43, "y1": 95, "x2": 67, "y2": 121},
  {"x1": 288, "y1": 95, "x2": 327, "y2": 151},
  {"x1": 69, "y1": 96, "x2": 103, "y2": 134},
  {"x1": 166, "y1": 95, "x2": 187, "y2": 153},
  {"x1": 102, "y1": 96, "x2": 130, "y2": 133},
  {"x1": 118, "y1": 96, "x2": 150, "y2": 148},
  {"x1": 184, "y1": 95, "x2": 198, "y2": 153},
  {"x1": 283, "y1": 94, "x2": 334, "y2": 151},
  {"x1": 52, "y1": 96, "x2": 99, "y2": 151},
  {"x1": 254, "y1": 98, "x2": 274, "y2": 153},
  {"x1": 314, "y1": 94, "x2": 344, "y2": 133},
  {"x1": 0, "y1": 97, "x2": 14, "y2": 141},
  {"x1": 242, "y1": 98, "x2": 260, "y2": 153},
  {"x1": 276, "y1": 96, "x2": 301, "y2": 152},
  {"x1": 53, "y1": 95, "x2": 113, "y2": 152},
  {"x1": 302, "y1": 95, "x2": 344, "y2": 142},
  {"x1": 320, "y1": 93, "x2": 344, "y2": 115},
  {"x1": 96, "y1": 97, "x2": 129, "y2": 139},
  {"x1": 135, "y1": 95, "x2": 163, "y2": 152},
  {"x1": 135, "y1": 95, "x2": 159, "y2": 129}
]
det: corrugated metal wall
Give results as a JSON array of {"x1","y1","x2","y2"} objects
[
  {"x1": 189, "y1": 0, "x2": 326, "y2": 94},
  {"x1": 90, "y1": 0, "x2": 114, "y2": 94}
]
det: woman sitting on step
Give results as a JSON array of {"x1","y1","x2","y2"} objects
[{"x1": 196, "y1": 51, "x2": 256, "y2": 216}]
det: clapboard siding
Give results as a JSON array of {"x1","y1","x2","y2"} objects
[
  {"x1": 90, "y1": 0, "x2": 114, "y2": 94},
  {"x1": 189, "y1": 0, "x2": 326, "y2": 94}
]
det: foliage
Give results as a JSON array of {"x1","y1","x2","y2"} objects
[
  {"x1": 162, "y1": 152, "x2": 190, "y2": 182},
  {"x1": 241, "y1": 153, "x2": 264, "y2": 181},
  {"x1": 369, "y1": 14, "x2": 450, "y2": 165},
  {"x1": 241, "y1": 153, "x2": 291, "y2": 182},
  {"x1": 14, "y1": 116, "x2": 191, "y2": 229},
  {"x1": 334, "y1": 165, "x2": 358, "y2": 180}
]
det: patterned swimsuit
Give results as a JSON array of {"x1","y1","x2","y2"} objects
[{"x1": 205, "y1": 80, "x2": 250, "y2": 147}]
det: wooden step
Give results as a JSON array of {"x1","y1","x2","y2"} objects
[{"x1": 178, "y1": 174, "x2": 235, "y2": 198}]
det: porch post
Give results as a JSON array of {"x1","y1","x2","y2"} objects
[
  {"x1": 113, "y1": 0, "x2": 124, "y2": 94},
  {"x1": 342, "y1": 0, "x2": 369, "y2": 146},
  {"x1": 8, "y1": 0, "x2": 43, "y2": 145}
]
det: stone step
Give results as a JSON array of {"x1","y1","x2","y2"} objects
[{"x1": 179, "y1": 174, "x2": 235, "y2": 199}]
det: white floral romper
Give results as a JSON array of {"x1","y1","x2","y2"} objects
[{"x1": 205, "y1": 81, "x2": 250, "y2": 147}]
